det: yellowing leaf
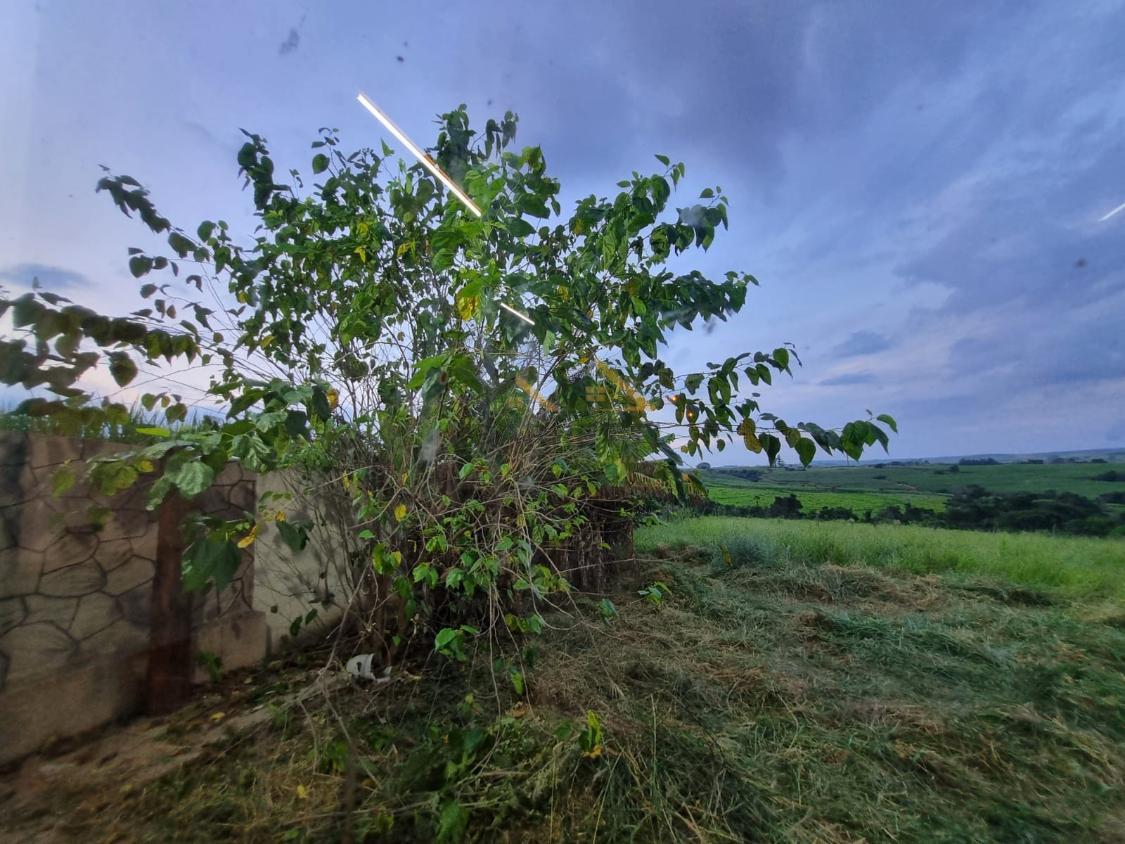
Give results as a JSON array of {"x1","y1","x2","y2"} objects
[
  {"x1": 355, "y1": 245, "x2": 367, "y2": 263},
  {"x1": 237, "y1": 524, "x2": 259, "y2": 549},
  {"x1": 394, "y1": 503, "x2": 408, "y2": 522},
  {"x1": 326, "y1": 388, "x2": 339, "y2": 410},
  {"x1": 136, "y1": 458, "x2": 155, "y2": 473},
  {"x1": 455, "y1": 291, "x2": 479, "y2": 320},
  {"x1": 210, "y1": 711, "x2": 225, "y2": 723},
  {"x1": 296, "y1": 784, "x2": 309, "y2": 800},
  {"x1": 738, "y1": 419, "x2": 762, "y2": 453}
]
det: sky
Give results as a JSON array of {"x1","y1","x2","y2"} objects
[{"x1": 1, "y1": 0, "x2": 1124, "y2": 461}]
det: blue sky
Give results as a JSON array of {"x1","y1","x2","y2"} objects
[{"x1": 2, "y1": 0, "x2": 1124, "y2": 460}]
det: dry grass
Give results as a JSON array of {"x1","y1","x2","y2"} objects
[{"x1": 6, "y1": 521, "x2": 1125, "y2": 842}]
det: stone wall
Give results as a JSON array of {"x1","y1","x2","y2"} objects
[{"x1": 0, "y1": 433, "x2": 265, "y2": 764}]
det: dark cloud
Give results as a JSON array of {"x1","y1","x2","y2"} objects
[
  {"x1": 897, "y1": 135, "x2": 1125, "y2": 314},
  {"x1": 950, "y1": 307, "x2": 1125, "y2": 390},
  {"x1": 6, "y1": 0, "x2": 1124, "y2": 457},
  {"x1": 0, "y1": 263, "x2": 89, "y2": 290},
  {"x1": 818, "y1": 372, "x2": 877, "y2": 386},
  {"x1": 832, "y1": 330, "x2": 892, "y2": 358}
]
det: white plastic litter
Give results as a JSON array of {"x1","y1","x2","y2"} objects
[{"x1": 345, "y1": 653, "x2": 378, "y2": 680}]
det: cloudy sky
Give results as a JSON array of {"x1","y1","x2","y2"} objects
[{"x1": 2, "y1": 0, "x2": 1124, "y2": 460}]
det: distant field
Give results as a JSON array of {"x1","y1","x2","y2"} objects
[
  {"x1": 704, "y1": 478, "x2": 948, "y2": 513},
  {"x1": 707, "y1": 461, "x2": 1124, "y2": 497},
  {"x1": 699, "y1": 460, "x2": 1125, "y2": 517}
]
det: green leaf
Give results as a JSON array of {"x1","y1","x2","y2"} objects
[
  {"x1": 655, "y1": 154, "x2": 670, "y2": 167},
  {"x1": 182, "y1": 536, "x2": 240, "y2": 592},
  {"x1": 434, "y1": 627, "x2": 458, "y2": 650},
  {"x1": 436, "y1": 800, "x2": 469, "y2": 843},
  {"x1": 795, "y1": 437, "x2": 816, "y2": 467},
  {"x1": 277, "y1": 519, "x2": 311, "y2": 552},
  {"x1": 507, "y1": 218, "x2": 535, "y2": 238},
  {"x1": 876, "y1": 413, "x2": 898, "y2": 433},
  {"x1": 760, "y1": 433, "x2": 781, "y2": 465},
  {"x1": 51, "y1": 465, "x2": 76, "y2": 497},
  {"x1": 312, "y1": 153, "x2": 329, "y2": 174},
  {"x1": 135, "y1": 426, "x2": 171, "y2": 437},
  {"x1": 170, "y1": 460, "x2": 214, "y2": 498},
  {"x1": 129, "y1": 256, "x2": 152, "y2": 278},
  {"x1": 108, "y1": 352, "x2": 138, "y2": 387},
  {"x1": 167, "y1": 231, "x2": 195, "y2": 257}
]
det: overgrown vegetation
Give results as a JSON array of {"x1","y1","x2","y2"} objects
[
  {"x1": 14, "y1": 519, "x2": 1124, "y2": 842},
  {"x1": 0, "y1": 108, "x2": 893, "y2": 668}
]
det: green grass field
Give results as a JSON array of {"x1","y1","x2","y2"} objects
[
  {"x1": 25, "y1": 518, "x2": 1123, "y2": 842},
  {"x1": 705, "y1": 461, "x2": 1125, "y2": 497},
  {"x1": 704, "y1": 477, "x2": 949, "y2": 513},
  {"x1": 698, "y1": 460, "x2": 1125, "y2": 519}
]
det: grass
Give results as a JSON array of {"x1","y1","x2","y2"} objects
[
  {"x1": 10, "y1": 519, "x2": 1125, "y2": 842},
  {"x1": 638, "y1": 516, "x2": 1125, "y2": 601}
]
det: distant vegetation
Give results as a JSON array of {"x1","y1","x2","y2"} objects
[{"x1": 696, "y1": 459, "x2": 1125, "y2": 537}]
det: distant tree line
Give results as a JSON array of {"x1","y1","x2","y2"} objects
[{"x1": 687, "y1": 486, "x2": 1125, "y2": 537}]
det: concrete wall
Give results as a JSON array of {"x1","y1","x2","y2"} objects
[
  {"x1": 0, "y1": 433, "x2": 265, "y2": 764},
  {"x1": 252, "y1": 470, "x2": 353, "y2": 653}
]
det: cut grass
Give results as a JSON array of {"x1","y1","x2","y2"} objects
[
  {"x1": 638, "y1": 516, "x2": 1125, "y2": 602},
  {"x1": 9, "y1": 520, "x2": 1125, "y2": 842}
]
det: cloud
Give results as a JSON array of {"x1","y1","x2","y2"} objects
[
  {"x1": 832, "y1": 330, "x2": 892, "y2": 358},
  {"x1": 818, "y1": 372, "x2": 877, "y2": 386},
  {"x1": 0, "y1": 263, "x2": 89, "y2": 290}
]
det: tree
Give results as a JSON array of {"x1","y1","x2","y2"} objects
[
  {"x1": 768, "y1": 494, "x2": 802, "y2": 518},
  {"x1": 0, "y1": 107, "x2": 895, "y2": 661}
]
